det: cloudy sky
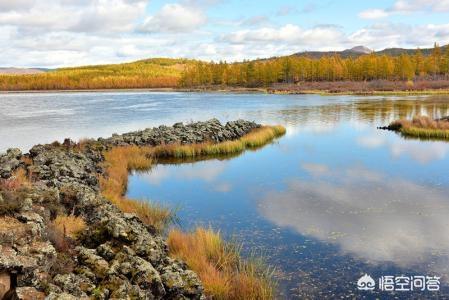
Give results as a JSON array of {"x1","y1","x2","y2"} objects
[{"x1": 1, "y1": 0, "x2": 449, "y2": 68}]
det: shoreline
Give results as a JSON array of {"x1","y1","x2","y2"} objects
[{"x1": 3, "y1": 87, "x2": 449, "y2": 96}]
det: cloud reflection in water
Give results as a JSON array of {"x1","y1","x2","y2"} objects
[{"x1": 260, "y1": 164, "x2": 449, "y2": 270}]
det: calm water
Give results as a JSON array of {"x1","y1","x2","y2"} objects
[{"x1": 2, "y1": 92, "x2": 449, "y2": 298}]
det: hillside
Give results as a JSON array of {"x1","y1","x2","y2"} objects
[
  {"x1": 0, "y1": 68, "x2": 47, "y2": 75},
  {"x1": 0, "y1": 58, "x2": 194, "y2": 91}
]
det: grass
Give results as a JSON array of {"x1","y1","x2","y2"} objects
[
  {"x1": 168, "y1": 227, "x2": 275, "y2": 300},
  {"x1": 389, "y1": 116, "x2": 449, "y2": 140},
  {"x1": 99, "y1": 125, "x2": 286, "y2": 232},
  {"x1": 51, "y1": 215, "x2": 87, "y2": 239},
  {"x1": 99, "y1": 146, "x2": 174, "y2": 232}
]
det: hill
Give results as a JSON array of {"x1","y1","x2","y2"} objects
[
  {"x1": 0, "y1": 68, "x2": 47, "y2": 75},
  {"x1": 295, "y1": 44, "x2": 449, "y2": 58},
  {"x1": 0, "y1": 58, "x2": 195, "y2": 91}
]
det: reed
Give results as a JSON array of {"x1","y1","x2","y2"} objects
[{"x1": 168, "y1": 227, "x2": 275, "y2": 300}]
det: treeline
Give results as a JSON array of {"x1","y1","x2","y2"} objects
[
  {"x1": 180, "y1": 44, "x2": 449, "y2": 87},
  {"x1": 0, "y1": 58, "x2": 190, "y2": 91}
]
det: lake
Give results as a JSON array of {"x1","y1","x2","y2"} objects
[{"x1": 2, "y1": 92, "x2": 449, "y2": 298}]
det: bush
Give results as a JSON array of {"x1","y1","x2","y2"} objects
[{"x1": 0, "y1": 191, "x2": 23, "y2": 216}]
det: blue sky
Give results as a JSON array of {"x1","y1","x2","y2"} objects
[{"x1": 1, "y1": 0, "x2": 449, "y2": 67}]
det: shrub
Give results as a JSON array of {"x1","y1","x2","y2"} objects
[{"x1": 0, "y1": 191, "x2": 23, "y2": 216}]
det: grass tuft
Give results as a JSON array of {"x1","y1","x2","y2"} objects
[
  {"x1": 168, "y1": 227, "x2": 275, "y2": 300},
  {"x1": 389, "y1": 116, "x2": 449, "y2": 140}
]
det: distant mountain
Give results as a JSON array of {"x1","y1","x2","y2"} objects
[
  {"x1": 344, "y1": 46, "x2": 372, "y2": 54},
  {"x1": 295, "y1": 44, "x2": 448, "y2": 58},
  {"x1": 0, "y1": 68, "x2": 48, "y2": 75}
]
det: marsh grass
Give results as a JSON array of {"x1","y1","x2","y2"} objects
[
  {"x1": 389, "y1": 116, "x2": 449, "y2": 140},
  {"x1": 168, "y1": 227, "x2": 275, "y2": 300}
]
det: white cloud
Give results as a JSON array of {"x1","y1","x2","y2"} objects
[
  {"x1": 0, "y1": 0, "x2": 147, "y2": 32},
  {"x1": 0, "y1": 0, "x2": 36, "y2": 10},
  {"x1": 360, "y1": 0, "x2": 449, "y2": 19},
  {"x1": 358, "y1": 9, "x2": 390, "y2": 19},
  {"x1": 222, "y1": 24, "x2": 346, "y2": 48},
  {"x1": 348, "y1": 23, "x2": 449, "y2": 49},
  {"x1": 392, "y1": 0, "x2": 449, "y2": 12},
  {"x1": 139, "y1": 3, "x2": 206, "y2": 33}
]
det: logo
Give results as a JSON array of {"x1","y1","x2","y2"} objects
[
  {"x1": 357, "y1": 274, "x2": 375, "y2": 291},
  {"x1": 356, "y1": 274, "x2": 441, "y2": 292}
]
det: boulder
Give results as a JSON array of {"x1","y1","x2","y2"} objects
[{"x1": 0, "y1": 148, "x2": 22, "y2": 178}]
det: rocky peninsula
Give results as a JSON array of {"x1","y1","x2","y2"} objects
[{"x1": 0, "y1": 119, "x2": 265, "y2": 299}]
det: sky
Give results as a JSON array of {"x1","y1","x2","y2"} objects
[{"x1": 1, "y1": 0, "x2": 449, "y2": 68}]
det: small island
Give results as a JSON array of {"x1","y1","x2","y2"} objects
[{"x1": 382, "y1": 116, "x2": 449, "y2": 140}]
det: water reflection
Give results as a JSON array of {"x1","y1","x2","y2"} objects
[
  {"x1": 390, "y1": 141, "x2": 449, "y2": 164},
  {"x1": 357, "y1": 130, "x2": 449, "y2": 164},
  {"x1": 141, "y1": 160, "x2": 228, "y2": 185},
  {"x1": 260, "y1": 164, "x2": 449, "y2": 269}
]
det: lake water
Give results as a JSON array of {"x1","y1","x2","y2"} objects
[{"x1": 2, "y1": 92, "x2": 449, "y2": 298}]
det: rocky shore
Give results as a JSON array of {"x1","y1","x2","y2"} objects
[{"x1": 0, "y1": 119, "x2": 260, "y2": 300}]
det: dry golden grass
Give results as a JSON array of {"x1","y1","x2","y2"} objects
[
  {"x1": 168, "y1": 228, "x2": 275, "y2": 300},
  {"x1": 0, "y1": 168, "x2": 32, "y2": 191},
  {"x1": 99, "y1": 146, "x2": 174, "y2": 231},
  {"x1": 20, "y1": 156, "x2": 33, "y2": 166},
  {"x1": 390, "y1": 116, "x2": 449, "y2": 140},
  {"x1": 152, "y1": 125, "x2": 286, "y2": 158},
  {"x1": 12, "y1": 168, "x2": 31, "y2": 187},
  {"x1": 51, "y1": 215, "x2": 86, "y2": 239},
  {"x1": 100, "y1": 125, "x2": 286, "y2": 232}
]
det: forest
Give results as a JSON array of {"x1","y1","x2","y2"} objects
[
  {"x1": 1, "y1": 44, "x2": 449, "y2": 91},
  {"x1": 180, "y1": 44, "x2": 449, "y2": 88}
]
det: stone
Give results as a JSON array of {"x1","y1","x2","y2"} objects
[
  {"x1": 0, "y1": 271, "x2": 11, "y2": 299},
  {"x1": 0, "y1": 148, "x2": 22, "y2": 179},
  {"x1": 15, "y1": 287, "x2": 46, "y2": 300},
  {"x1": 76, "y1": 247, "x2": 109, "y2": 279},
  {"x1": 53, "y1": 274, "x2": 93, "y2": 297}
]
